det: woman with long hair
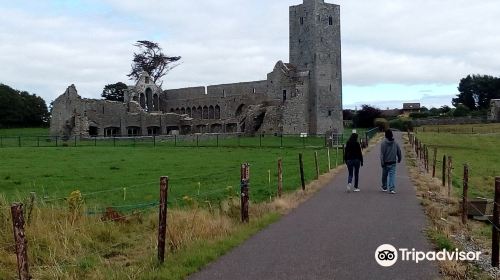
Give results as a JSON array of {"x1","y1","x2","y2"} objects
[{"x1": 344, "y1": 131, "x2": 364, "y2": 192}]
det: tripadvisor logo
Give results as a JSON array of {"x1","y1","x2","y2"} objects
[{"x1": 375, "y1": 244, "x2": 481, "y2": 267}]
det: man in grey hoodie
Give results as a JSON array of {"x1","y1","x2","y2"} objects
[{"x1": 380, "y1": 130, "x2": 402, "y2": 194}]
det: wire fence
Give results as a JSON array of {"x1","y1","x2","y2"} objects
[
  {"x1": 0, "y1": 132, "x2": 384, "y2": 278},
  {"x1": 408, "y1": 131, "x2": 500, "y2": 267},
  {"x1": 415, "y1": 125, "x2": 500, "y2": 135},
  {"x1": 0, "y1": 129, "x2": 379, "y2": 149}
]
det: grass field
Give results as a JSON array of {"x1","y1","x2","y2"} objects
[
  {"x1": 0, "y1": 128, "x2": 369, "y2": 148},
  {"x1": 0, "y1": 145, "x2": 341, "y2": 210},
  {"x1": 415, "y1": 123, "x2": 500, "y2": 198},
  {"x1": 416, "y1": 123, "x2": 500, "y2": 134}
]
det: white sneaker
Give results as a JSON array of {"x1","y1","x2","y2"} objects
[
  {"x1": 353, "y1": 188, "x2": 360, "y2": 192},
  {"x1": 390, "y1": 190, "x2": 396, "y2": 194},
  {"x1": 381, "y1": 186, "x2": 387, "y2": 192},
  {"x1": 347, "y1": 183, "x2": 352, "y2": 193}
]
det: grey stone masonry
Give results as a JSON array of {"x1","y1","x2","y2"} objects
[
  {"x1": 290, "y1": 0, "x2": 343, "y2": 134},
  {"x1": 50, "y1": 0, "x2": 343, "y2": 137},
  {"x1": 489, "y1": 99, "x2": 500, "y2": 122}
]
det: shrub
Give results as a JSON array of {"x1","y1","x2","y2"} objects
[
  {"x1": 374, "y1": 118, "x2": 389, "y2": 131},
  {"x1": 389, "y1": 118, "x2": 413, "y2": 131}
]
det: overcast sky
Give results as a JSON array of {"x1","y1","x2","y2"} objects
[{"x1": 1, "y1": 0, "x2": 499, "y2": 109}]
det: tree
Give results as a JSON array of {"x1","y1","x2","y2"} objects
[
  {"x1": 0, "y1": 84, "x2": 49, "y2": 128},
  {"x1": 453, "y1": 74, "x2": 500, "y2": 110},
  {"x1": 128, "y1": 40, "x2": 181, "y2": 85},
  {"x1": 452, "y1": 104, "x2": 471, "y2": 117},
  {"x1": 354, "y1": 105, "x2": 382, "y2": 128},
  {"x1": 102, "y1": 82, "x2": 128, "y2": 102}
]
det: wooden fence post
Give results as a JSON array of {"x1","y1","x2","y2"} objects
[
  {"x1": 447, "y1": 156, "x2": 453, "y2": 197},
  {"x1": 342, "y1": 144, "x2": 345, "y2": 163},
  {"x1": 277, "y1": 159, "x2": 283, "y2": 198},
  {"x1": 432, "y1": 147, "x2": 437, "y2": 178},
  {"x1": 327, "y1": 148, "x2": 331, "y2": 170},
  {"x1": 442, "y1": 155, "x2": 447, "y2": 187},
  {"x1": 492, "y1": 177, "x2": 500, "y2": 267},
  {"x1": 335, "y1": 145, "x2": 339, "y2": 167},
  {"x1": 299, "y1": 153, "x2": 305, "y2": 191},
  {"x1": 462, "y1": 164, "x2": 469, "y2": 225},
  {"x1": 314, "y1": 152, "x2": 320, "y2": 179},
  {"x1": 240, "y1": 163, "x2": 250, "y2": 223},
  {"x1": 426, "y1": 146, "x2": 430, "y2": 173},
  {"x1": 11, "y1": 203, "x2": 31, "y2": 280},
  {"x1": 158, "y1": 176, "x2": 169, "y2": 264}
]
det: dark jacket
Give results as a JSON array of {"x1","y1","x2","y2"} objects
[
  {"x1": 380, "y1": 138, "x2": 402, "y2": 166},
  {"x1": 344, "y1": 140, "x2": 363, "y2": 165}
]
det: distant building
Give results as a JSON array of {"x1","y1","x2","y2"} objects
[
  {"x1": 489, "y1": 99, "x2": 500, "y2": 122},
  {"x1": 402, "y1": 103, "x2": 421, "y2": 114}
]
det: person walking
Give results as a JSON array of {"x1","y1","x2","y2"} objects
[
  {"x1": 344, "y1": 131, "x2": 363, "y2": 192},
  {"x1": 380, "y1": 130, "x2": 402, "y2": 194}
]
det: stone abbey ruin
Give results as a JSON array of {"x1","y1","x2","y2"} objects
[{"x1": 50, "y1": 0, "x2": 343, "y2": 138}]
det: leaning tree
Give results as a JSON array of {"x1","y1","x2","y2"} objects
[{"x1": 127, "y1": 40, "x2": 181, "y2": 86}]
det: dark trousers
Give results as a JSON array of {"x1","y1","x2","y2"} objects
[
  {"x1": 382, "y1": 165, "x2": 389, "y2": 188},
  {"x1": 346, "y1": 159, "x2": 361, "y2": 188}
]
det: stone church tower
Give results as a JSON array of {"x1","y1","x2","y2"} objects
[{"x1": 290, "y1": 0, "x2": 343, "y2": 134}]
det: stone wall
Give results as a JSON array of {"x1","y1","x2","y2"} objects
[{"x1": 489, "y1": 99, "x2": 500, "y2": 122}]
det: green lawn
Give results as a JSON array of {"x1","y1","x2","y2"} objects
[
  {"x1": 415, "y1": 127, "x2": 500, "y2": 198},
  {"x1": 0, "y1": 145, "x2": 342, "y2": 211},
  {"x1": 0, "y1": 127, "x2": 48, "y2": 136}
]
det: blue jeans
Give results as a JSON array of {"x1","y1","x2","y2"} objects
[
  {"x1": 386, "y1": 164, "x2": 397, "y2": 192},
  {"x1": 346, "y1": 159, "x2": 361, "y2": 188}
]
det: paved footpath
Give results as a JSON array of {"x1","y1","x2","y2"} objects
[{"x1": 189, "y1": 132, "x2": 439, "y2": 280}]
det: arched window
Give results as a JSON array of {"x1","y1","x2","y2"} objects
[
  {"x1": 139, "y1": 93, "x2": 146, "y2": 109},
  {"x1": 215, "y1": 105, "x2": 221, "y2": 119},
  {"x1": 175, "y1": 108, "x2": 180, "y2": 114},
  {"x1": 186, "y1": 107, "x2": 192, "y2": 117},
  {"x1": 145, "y1": 88, "x2": 153, "y2": 111},
  {"x1": 153, "y1": 94, "x2": 159, "y2": 111},
  {"x1": 197, "y1": 106, "x2": 202, "y2": 119},
  {"x1": 208, "y1": 105, "x2": 215, "y2": 119},
  {"x1": 202, "y1": 106, "x2": 209, "y2": 119},
  {"x1": 181, "y1": 107, "x2": 186, "y2": 114}
]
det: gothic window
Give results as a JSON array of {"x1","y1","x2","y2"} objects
[
  {"x1": 300, "y1": 17, "x2": 304, "y2": 25},
  {"x1": 329, "y1": 16, "x2": 333, "y2": 25},
  {"x1": 328, "y1": 110, "x2": 332, "y2": 116},
  {"x1": 145, "y1": 76, "x2": 150, "y2": 84},
  {"x1": 153, "y1": 94, "x2": 159, "y2": 111},
  {"x1": 253, "y1": 88, "x2": 256, "y2": 94},
  {"x1": 223, "y1": 89, "x2": 226, "y2": 97},
  {"x1": 139, "y1": 93, "x2": 146, "y2": 109},
  {"x1": 215, "y1": 105, "x2": 221, "y2": 119},
  {"x1": 283, "y1": 90, "x2": 287, "y2": 103},
  {"x1": 203, "y1": 106, "x2": 209, "y2": 119},
  {"x1": 208, "y1": 105, "x2": 215, "y2": 119},
  {"x1": 330, "y1": 84, "x2": 332, "y2": 91}
]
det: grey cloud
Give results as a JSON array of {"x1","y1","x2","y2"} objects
[{"x1": 1, "y1": 0, "x2": 500, "y2": 104}]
